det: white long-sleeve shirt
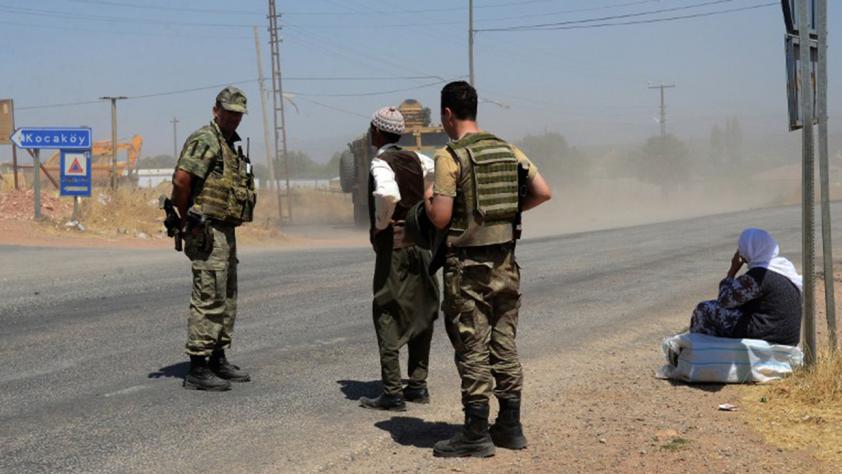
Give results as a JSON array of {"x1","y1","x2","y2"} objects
[{"x1": 370, "y1": 144, "x2": 434, "y2": 230}]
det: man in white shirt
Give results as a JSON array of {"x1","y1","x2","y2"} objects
[{"x1": 359, "y1": 106, "x2": 440, "y2": 412}]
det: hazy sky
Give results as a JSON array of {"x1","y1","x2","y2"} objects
[{"x1": 1, "y1": 0, "x2": 839, "y2": 164}]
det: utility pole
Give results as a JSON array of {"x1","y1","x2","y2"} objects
[
  {"x1": 254, "y1": 25, "x2": 284, "y2": 226},
  {"x1": 648, "y1": 83, "x2": 675, "y2": 137},
  {"x1": 816, "y1": 0, "x2": 836, "y2": 352},
  {"x1": 797, "y1": 0, "x2": 817, "y2": 364},
  {"x1": 100, "y1": 96, "x2": 127, "y2": 189},
  {"x1": 170, "y1": 117, "x2": 179, "y2": 160},
  {"x1": 268, "y1": 0, "x2": 292, "y2": 223},
  {"x1": 469, "y1": 0, "x2": 475, "y2": 86}
]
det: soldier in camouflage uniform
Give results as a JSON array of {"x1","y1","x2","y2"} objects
[
  {"x1": 171, "y1": 86, "x2": 257, "y2": 391},
  {"x1": 425, "y1": 82, "x2": 552, "y2": 457}
]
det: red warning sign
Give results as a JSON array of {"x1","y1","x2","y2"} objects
[{"x1": 68, "y1": 158, "x2": 84, "y2": 175}]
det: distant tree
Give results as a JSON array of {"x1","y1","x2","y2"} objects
[
  {"x1": 709, "y1": 124, "x2": 724, "y2": 163},
  {"x1": 725, "y1": 117, "x2": 743, "y2": 163},
  {"x1": 516, "y1": 132, "x2": 587, "y2": 185},
  {"x1": 274, "y1": 150, "x2": 340, "y2": 179},
  {"x1": 631, "y1": 134, "x2": 691, "y2": 191},
  {"x1": 137, "y1": 154, "x2": 176, "y2": 169}
]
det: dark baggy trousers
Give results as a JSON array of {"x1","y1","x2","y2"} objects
[{"x1": 372, "y1": 244, "x2": 440, "y2": 396}]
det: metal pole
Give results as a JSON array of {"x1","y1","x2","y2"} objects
[
  {"x1": 12, "y1": 144, "x2": 18, "y2": 190},
  {"x1": 170, "y1": 117, "x2": 179, "y2": 160},
  {"x1": 268, "y1": 0, "x2": 292, "y2": 223},
  {"x1": 798, "y1": 0, "x2": 817, "y2": 364},
  {"x1": 816, "y1": 0, "x2": 836, "y2": 351},
  {"x1": 469, "y1": 0, "x2": 475, "y2": 86},
  {"x1": 100, "y1": 96, "x2": 127, "y2": 190},
  {"x1": 649, "y1": 84, "x2": 675, "y2": 137},
  {"x1": 254, "y1": 26, "x2": 283, "y2": 224},
  {"x1": 110, "y1": 99, "x2": 117, "y2": 189},
  {"x1": 29, "y1": 149, "x2": 41, "y2": 220},
  {"x1": 72, "y1": 196, "x2": 80, "y2": 222}
]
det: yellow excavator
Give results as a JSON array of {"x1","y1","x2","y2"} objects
[{"x1": 43, "y1": 134, "x2": 144, "y2": 186}]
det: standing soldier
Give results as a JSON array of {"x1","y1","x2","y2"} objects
[
  {"x1": 170, "y1": 86, "x2": 256, "y2": 391},
  {"x1": 425, "y1": 82, "x2": 552, "y2": 457},
  {"x1": 359, "y1": 106, "x2": 440, "y2": 411}
]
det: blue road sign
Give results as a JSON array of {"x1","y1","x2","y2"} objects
[
  {"x1": 11, "y1": 127, "x2": 92, "y2": 150},
  {"x1": 60, "y1": 150, "x2": 92, "y2": 197}
]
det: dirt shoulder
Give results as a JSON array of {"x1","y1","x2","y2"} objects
[{"x1": 318, "y1": 310, "x2": 831, "y2": 474}]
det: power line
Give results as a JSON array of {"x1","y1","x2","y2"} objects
[
  {"x1": 0, "y1": 19, "x2": 251, "y2": 39},
  {"x1": 0, "y1": 4, "x2": 253, "y2": 28},
  {"x1": 289, "y1": 79, "x2": 449, "y2": 98},
  {"x1": 292, "y1": 96, "x2": 369, "y2": 119},
  {"x1": 61, "y1": 0, "x2": 263, "y2": 15},
  {"x1": 478, "y1": 1, "x2": 776, "y2": 32},
  {"x1": 477, "y1": 0, "x2": 735, "y2": 32},
  {"x1": 281, "y1": 0, "x2": 557, "y2": 16}
]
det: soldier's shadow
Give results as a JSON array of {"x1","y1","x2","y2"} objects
[
  {"x1": 374, "y1": 417, "x2": 460, "y2": 448},
  {"x1": 336, "y1": 379, "x2": 382, "y2": 400},
  {"x1": 148, "y1": 362, "x2": 190, "y2": 379}
]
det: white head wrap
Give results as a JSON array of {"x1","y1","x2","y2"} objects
[
  {"x1": 738, "y1": 228, "x2": 803, "y2": 292},
  {"x1": 371, "y1": 106, "x2": 405, "y2": 135}
]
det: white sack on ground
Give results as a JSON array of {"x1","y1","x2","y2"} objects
[{"x1": 656, "y1": 332, "x2": 803, "y2": 384}]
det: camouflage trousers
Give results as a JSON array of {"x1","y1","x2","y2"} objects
[
  {"x1": 442, "y1": 243, "x2": 522, "y2": 406},
  {"x1": 184, "y1": 223, "x2": 238, "y2": 356}
]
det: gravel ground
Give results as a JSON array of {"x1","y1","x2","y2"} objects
[{"x1": 0, "y1": 203, "x2": 837, "y2": 473}]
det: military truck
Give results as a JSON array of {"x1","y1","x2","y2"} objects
[{"x1": 339, "y1": 99, "x2": 449, "y2": 227}]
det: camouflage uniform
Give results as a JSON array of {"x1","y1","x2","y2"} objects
[
  {"x1": 433, "y1": 133, "x2": 537, "y2": 406},
  {"x1": 176, "y1": 94, "x2": 254, "y2": 357}
]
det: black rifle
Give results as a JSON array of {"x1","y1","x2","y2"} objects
[
  {"x1": 514, "y1": 162, "x2": 530, "y2": 240},
  {"x1": 159, "y1": 195, "x2": 183, "y2": 251}
]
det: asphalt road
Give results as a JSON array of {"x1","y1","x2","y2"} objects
[{"x1": 0, "y1": 204, "x2": 835, "y2": 473}]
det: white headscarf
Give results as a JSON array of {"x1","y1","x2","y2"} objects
[{"x1": 738, "y1": 228, "x2": 803, "y2": 292}]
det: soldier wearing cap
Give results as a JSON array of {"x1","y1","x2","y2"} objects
[
  {"x1": 426, "y1": 81, "x2": 552, "y2": 457},
  {"x1": 358, "y1": 106, "x2": 440, "y2": 411},
  {"x1": 170, "y1": 86, "x2": 256, "y2": 391}
]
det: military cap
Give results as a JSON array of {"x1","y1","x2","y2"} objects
[{"x1": 216, "y1": 86, "x2": 248, "y2": 114}]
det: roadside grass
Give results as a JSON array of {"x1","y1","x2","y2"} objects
[
  {"x1": 742, "y1": 276, "x2": 842, "y2": 468},
  {"x1": 56, "y1": 184, "x2": 351, "y2": 241},
  {"x1": 0, "y1": 173, "x2": 14, "y2": 192},
  {"x1": 660, "y1": 437, "x2": 691, "y2": 452},
  {"x1": 78, "y1": 186, "x2": 166, "y2": 237},
  {"x1": 254, "y1": 187, "x2": 352, "y2": 226}
]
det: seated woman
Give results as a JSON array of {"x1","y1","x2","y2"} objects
[{"x1": 690, "y1": 228, "x2": 803, "y2": 346}]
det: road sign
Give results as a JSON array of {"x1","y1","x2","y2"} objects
[
  {"x1": 785, "y1": 34, "x2": 818, "y2": 131},
  {"x1": 60, "y1": 150, "x2": 92, "y2": 197},
  {"x1": 11, "y1": 127, "x2": 92, "y2": 150},
  {"x1": 781, "y1": 0, "x2": 816, "y2": 37},
  {"x1": 0, "y1": 99, "x2": 13, "y2": 145}
]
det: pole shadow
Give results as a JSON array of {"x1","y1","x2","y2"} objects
[
  {"x1": 374, "y1": 416, "x2": 460, "y2": 448},
  {"x1": 337, "y1": 379, "x2": 382, "y2": 400},
  {"x1": 148, "y1": 361, "x2": 190, "y2": 379}
]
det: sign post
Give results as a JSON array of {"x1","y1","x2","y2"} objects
[
  {"x1": 0, "y1": 99, "x2": 16, "y2": 190},
  {"x1": 11, "y1": 127, "x2": 92, "y2": 221}
]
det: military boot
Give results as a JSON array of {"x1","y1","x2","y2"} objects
[
  {"x1": 183, "y1": 355, "x2": 231, "y2": 391},
  {"x1": 209, "y1": 350, "x2": 251, "y2": 382},
  {"x1": 359, "y1": 393, "x2": 407, "y2": 411},
  {"x1": 433, "y1": 403, "x2": 496, "y2": 458},
  {"x1": 489, "y1": 397, "x2": 527, "y2": 449},
  {"x1": 403, "y1": 386, "x2": 430, "y2": 404}
]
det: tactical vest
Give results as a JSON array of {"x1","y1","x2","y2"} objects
[
  {"x1": 193, "y1": 124, "x2": 256, "y2": 226},
  {"x1": 447, "y1": 132, "x2": 519, "y2": 247},
  {"x1": 368, "y1": 147, "x2": 425, "y2": 244}
]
